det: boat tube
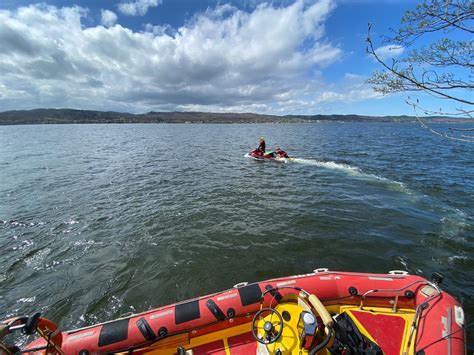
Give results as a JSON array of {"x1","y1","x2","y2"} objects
[{"x1": 1, "y1": 269, "x2": 466, "y2": 354}]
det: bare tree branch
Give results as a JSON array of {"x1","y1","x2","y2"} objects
[
  {"x1": 391, "y1": 0, "x2": 474, "y2": 46},
  {"x1": 407, "y1": 98, "x2": 474, "y2": 142},
  {"x1": 405, "y1": 99, "x2": 473, "y2": 117},
  {"x1": 367, "y1": 0, "x2": 473, "y2": 142},
  {"x1": 366, "y1": 24, "x2": 473, "y2": 105}
]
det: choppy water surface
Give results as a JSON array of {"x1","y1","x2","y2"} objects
[{"x1": 0, "y1": 123, "x2": 473, "y2": 342}]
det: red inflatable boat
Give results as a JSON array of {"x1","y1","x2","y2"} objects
[{"x1": 1, "y1": 269, "x2": 466, "y2": 354}]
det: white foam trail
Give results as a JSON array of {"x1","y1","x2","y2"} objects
[
  {"x1": 292, "y1": 158, "x2": 408, "y2": 192},
  {"x1": 448, "y1": 255, "x2": 468, "y2": 263},
  {"x1": 293, "y1": 158, "x2": 359, "y2": 173},
  {"x1": 17, "y1": 297, "x2": 36, "y2": 303},
  {"x1": 440, "y1": 208, "x2": 470, "y2": 242}
]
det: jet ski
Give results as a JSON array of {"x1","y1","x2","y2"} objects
[{"x1": 248, "y1": 148, "x2": 292, "y2": 162}]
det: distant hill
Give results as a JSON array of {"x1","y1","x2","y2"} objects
[{"x1": 0, "y1": 108, "x2": 468, "y2": 125}]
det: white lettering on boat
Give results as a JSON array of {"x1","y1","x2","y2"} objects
[
  {"x1": 293, "y1": 273, "x2": 316, "y2": 278},
  {"x1": 68, "y1": 331, "x2": 94, "y2": 341},
  {"x1": 441, "y1": 315, "x2": 448, "y2": 337},
  {"x1": 319, "y1": 276, "x2": 341, "y2": 280},
  {"x1": 276, "y1": 280, "x2": 296, "y2": 286},
  {"x1": 150, "y1": 309, "x2": 174, "y2": 319},
  {"x1": 368, "y1": 277, "x2": 393, "y2": 281},
  {"x1": 217, "y1": 293, "x2": 238, "y2": 301}
]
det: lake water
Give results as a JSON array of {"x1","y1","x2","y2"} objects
[{"x1": 0, "y1": 123, "x2": 472, "y2": 344}]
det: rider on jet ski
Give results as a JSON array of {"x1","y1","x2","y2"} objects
[
  {"x1": 257, "y1": 137, "x2": 266, "y2": 156},
  {"x1": 275, "y1": 148, "x2": 288, "y2": 158}
]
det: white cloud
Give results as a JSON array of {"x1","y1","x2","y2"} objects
[
  {"x1": 0, "y1": 1, "x2": 348, "y2": 113},
  {"x1": 118, "y1": 0, "x2": 161, "y2": 16},
  {"x1": 316, "y1": 88, "x2": 382, "y2": 103},
  {"x1": 315, "y1": 74, "x2": 383, "y2": 104},
  {"x1": 143, "y1": 23, "x2": 175, "y2": 36},
  {"x1": 374, "y1": 44, "x2": 404, "y2": 61},
  {"x1": 344, "y1": 73, "x2": 363, "y2": 80},
  {"x1": 270, "y1": 73, "x2": 383, "y2": 114},
  {"x1": 101, "y1": 9, "x2": 117, "y2": 27}
]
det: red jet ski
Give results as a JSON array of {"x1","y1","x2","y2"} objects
[{"x1": 248, "y1": 148, "x2": 291, "y2": 161}]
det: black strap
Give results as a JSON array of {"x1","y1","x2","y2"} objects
[
  {"x1": 136, "y1": 318, "x2": 156, "y2": 342},
  {"x1": 265, "y1": 285, "x2": 283, "y2": 303},
  {"x1": 206, "y1": 300, "x2": 226, "y2": 321}
]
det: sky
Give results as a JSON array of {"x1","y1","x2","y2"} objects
[{"x1": 0, "y1": 0, "x2": 468, "y2": 115}]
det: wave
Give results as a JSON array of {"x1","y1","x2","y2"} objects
[
  {"x1": 448, "y1": 255, "x2": 469, "y2": 263},
  {"x1": 292, "y1": 158, "x2": 408, "y2": 192},
  {"x1": 440, "y1": 208, "x2": 471, "y2": 243},
  {"x1": 244, "y1": 154, "x2": 408, "y2": 192},
  {"x1": 1, "y1": 220, "x2": 46, "y2": 227}
]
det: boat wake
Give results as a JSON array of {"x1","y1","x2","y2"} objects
[
  {"x1": 440, "y1": 208, "x2": 471, "y2": 243},
  {"x1": 245, "y1": 154, "x2": 408, "y2": 192},
  {"x1": 292, "y1": 158, "x2": 408, "y2": 192}
]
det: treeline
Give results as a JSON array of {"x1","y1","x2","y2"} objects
[{"x1": 0, "y1": 108, "x2": 463, "y2": 125}]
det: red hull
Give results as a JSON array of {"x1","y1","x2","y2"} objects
[
  {"x1": 248, "y1": 151, "x2": 276, "y2": 160},
  {"x1": 247, "y1": 148, "x2": 289, "y2": 160}
]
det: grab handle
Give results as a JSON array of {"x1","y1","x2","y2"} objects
[
  {"x1": 307, "y1": 294, "x2": 333, "y2": 329},
  {"x1": 233, "y1": 282, "x2": 248, "y2": 288}
]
